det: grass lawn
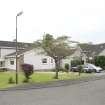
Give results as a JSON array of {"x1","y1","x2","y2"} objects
[{"x1": 0, "y1": 71, "x2": 93, "y2": 89}]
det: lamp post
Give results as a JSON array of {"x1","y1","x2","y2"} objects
[{"x1": 16, "y1": 11, "x2": 23, "y2": 84}]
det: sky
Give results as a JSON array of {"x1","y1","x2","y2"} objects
[{"x1": 0, "y1": 0, "x2": 105, "y2": 44}]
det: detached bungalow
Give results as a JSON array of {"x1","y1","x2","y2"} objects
[
  {"x1": 5, "y1": 47, "x2": 73, "y2": 71},
  {"x1": 70, "y1": 43, "x2": 105, "y2": 63},
  {"x1": 5, "y1": 48, "x2": 56, "y2": 71}
]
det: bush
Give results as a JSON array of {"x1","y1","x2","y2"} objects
[
  {"x1": 58, "y1": 68, "x2": 66, "y2": 72},
  {"x1": 51, "y1": 68, "x2": 66, "y2": 72},
  {"x1": 94, "y1": 56, "x2": 105, "y2": 70},
  {"x1": 77, "y1": 65, "x2": 83, "y2": 76},
  {"x1": 21, "y1": 64, "x2": 34, "y2": 81},
  {"x1": 8, "y1": 77, "x2": 15, "y2": 84},
  {"x1": 23, "y1": 78, "x2": 29, "y2": 83},
  {"x1": 64, "y1": 63, "x2": 70, "y2": 72}
]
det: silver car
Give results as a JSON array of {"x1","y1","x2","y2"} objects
[{"x1": 83, "y1": 63, "x2": 102, "y2": 73}]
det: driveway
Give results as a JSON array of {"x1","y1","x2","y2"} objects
[{"x1": 0, "y1": 78, "x2": 105, "y2": 105}]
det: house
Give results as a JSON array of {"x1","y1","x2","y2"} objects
[
  {"x1": 23, "y1": 48, "x2": 56, "y2": 70},
  {"x1": 1, "y1": 41, "x2": 73, "y2": 71},
  {"x1": 0, "y1": 40, "x2": 32, "y2": 70},
  {"x1": 70, "y1": 43, "x2": 105, "y2": 64},
  {"x1": 4, "y1": 47, "x2": 56, "y2": 71}
]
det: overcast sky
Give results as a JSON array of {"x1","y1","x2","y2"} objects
[{"x1": 0, "y1": 0, "x2": 105, "y2": 44}]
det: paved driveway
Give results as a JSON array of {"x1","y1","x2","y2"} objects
[{"x1": 1, "y1": 78, "x2": 105, "y2": 105}]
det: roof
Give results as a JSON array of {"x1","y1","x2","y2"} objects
[
  {"x1": 0, "y1": 40, "x2": 32, "y2": 48},
  {"x1": 6, "y1": 46, "x2": 76, "y2": 58},
  {"x1": 79, "y1": 43, "x2": 105, "y2": 56},
  {"x1": 5, "y1": 47, "x2": 34, "y2": 58},
  {"x1": 5, "y1": 52, "x2": 16, "y2": 57}
]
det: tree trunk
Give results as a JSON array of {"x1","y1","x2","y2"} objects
[{"x1": 54, "y1": 57, "x2": 61, "y2": 79}]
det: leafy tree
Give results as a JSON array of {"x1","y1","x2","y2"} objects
[{"x1": 34, "y1": 34, "x2": 75, "y2": 79}]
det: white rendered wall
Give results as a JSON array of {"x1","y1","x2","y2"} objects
[
  {"x1": 5, "y1": 58, "x2": 16, "y2": 70},
  {"x1": 61, "y1": 59, "x2": 71, "y2": 69},
  {"x1": 24, "y1": 49, "x2": 55, "y2": 70}
]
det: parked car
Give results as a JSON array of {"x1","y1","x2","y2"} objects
[
  {"x1": 70, "y1": 66, "x2": 79, "y2": 72},
  {"x1": 83, "y1": 63, "x2": 102, "y2": 73},
  {"x1": 83, "y1": 65, "x2": 93, "y2": 73}
]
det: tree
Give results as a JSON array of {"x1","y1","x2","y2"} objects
[{"x1": 34, "y1": 34, "x2": 76, "y2": 79}]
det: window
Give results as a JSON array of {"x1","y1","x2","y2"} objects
[
  {"x1": 10, "y1": 61, "x2": 14, "y2": 65},
  {"x1": 42, "y1": 58, "x2": 47, "y2": 63}
]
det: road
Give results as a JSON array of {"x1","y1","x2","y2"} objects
[{"x1": 0, "y1": 79, "x2": 105, "y2": 105}]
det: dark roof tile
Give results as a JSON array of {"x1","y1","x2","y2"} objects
[
  {"x1": 0, "y1": 40, "x2": 32, "y2": 48},
  {"x1": 79, "y1": 43, "x2": 105, "y2": 56}
]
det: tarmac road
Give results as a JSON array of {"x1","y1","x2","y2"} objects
[{"x1": 0, "y1": 78, "x2": 105, "y2": 105}]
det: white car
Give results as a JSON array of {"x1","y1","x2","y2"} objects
[{"x1": 83, "y1": 63, "x2": 102, "y2": 73}]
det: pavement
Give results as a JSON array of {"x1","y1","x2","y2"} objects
[{"x1": 1, "y1": 74, "x2": 105, "y2": 105}]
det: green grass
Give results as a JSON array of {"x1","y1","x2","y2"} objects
[{"x1": 0, "y1": 71, "x2": 93, "y2": 89}]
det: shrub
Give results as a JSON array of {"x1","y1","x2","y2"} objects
[
  {"x1": 23, "y1": 78, "x2": 29, "y2": 83},
  {"x1": 77, "y1": 65, "x2": 83, "y2": 76},
  {"x1": 94, "y1": 56, "x2": 105, "y2": 70},
  {"x1": 52, "y1": 68, "x2": 66, "y2": 72},
  {"x1": 58, "y1": 68, "x2": 65, "y2": 72},
  {"x1": 21, "y1": 64, "x2": 34, "y2": 81},
  {"x1": 64, "y1": 63, "x2": 70, "y2": 72},
  {"x1": 8, "y1": 77, "x2": 15, "y2": 84}
]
